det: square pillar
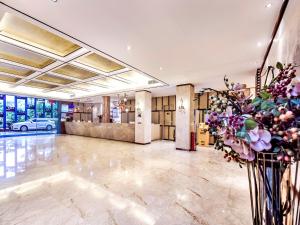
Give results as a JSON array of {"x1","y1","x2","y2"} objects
[
  {"x1": 102, "y1": 96, "x2": 110, "y2": 123},
  {"x1": 176, "y1": 84, "x2": 195, "y2": 150},
  {"x1": 135, "y1": 90, "x2": 152, "y2": 144}
]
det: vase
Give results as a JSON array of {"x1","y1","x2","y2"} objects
[{"x1": 247, "y1": 152, "x2": 300, "y2": 225}]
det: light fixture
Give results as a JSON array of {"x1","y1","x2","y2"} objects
[
  {"x1": 178, "y1": 98, "x2": 185, "y2": 113},
  {"x1": 115, "y1": 93, "x2": 128, "y2": 112},
  {"x1": 127, "y1": 45, "x2": 131, "y2": 51},
  {"x1": 265, "y1": 3, "x2": 272, "y2": 8},
  {"x1": 257, "y1": 42, "x2": 262, "y2": 47},
  {"x1": 159, "y1": 67, "x2": 163, "y2": 71},
  {"x1": 51, "y1": 0, "x2": 58, "y2": 2},
  {"x1": 125, "y1": 108, "x2": 129, "y2": 113}
]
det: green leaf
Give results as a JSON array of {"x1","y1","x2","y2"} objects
[
  {"x1": 245, "y1": 133, "x2": 252, "y2": 143},
  {"x1": 272, "y1": 136, "x2": 283, "y2": 141},
  {"x1": 261, "y1": 101, "x2": 275, "y2": 110},
  {"x1": 252, "y1": 97, "x2": 262, "y2": 107},
  {"x1": 260, "y1": 91, "x2": 271, "y2": 100},
  {"x1": 245, "y1": 118, "x2": 257, "y2": 130},
  {"x1": 273, "y1": 147, "x2": 281, "y2": 153},
  {"x1": 276, "y1": 62, "x2": 283, "y2": 70},
  {"x1": 271, "y1": 108, "x2": 280, "y2": 117}
]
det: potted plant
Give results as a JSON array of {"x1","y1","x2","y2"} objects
[{"x1": 202, "y1": 62, "x2": 299, "y2": 225}]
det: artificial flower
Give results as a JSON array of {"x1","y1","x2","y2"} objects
[
  {"x1": 290, "y1": 80, "x2": 300, "y2": 97},
  {"x1": 248, "y1": 128, "x2": 272, "y2": 152}
]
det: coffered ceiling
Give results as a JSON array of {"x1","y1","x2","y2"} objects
[
  {"x1": 0, "y1": 10, "x2": 165, "y2": 100},
  {"x1": 0, "y1": 0, "x2": 292, "y2": 102}
]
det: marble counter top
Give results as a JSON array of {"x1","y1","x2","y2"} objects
[{"x1": 64, "y1": 122, "x2": 135, "y2": 142}]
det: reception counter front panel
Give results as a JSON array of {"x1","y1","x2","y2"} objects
[
  {"x1": 65, "y1": 122, "x2": 135, "y2": 142},
  {"x1": 65, "y1": 122, "x2": 161, "y2": 143}
]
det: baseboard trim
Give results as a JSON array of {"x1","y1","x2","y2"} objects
[{"x1": 135, "y1": 142, "x2": 151, "y2": 145}]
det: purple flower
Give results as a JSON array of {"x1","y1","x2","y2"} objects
[
  {"x1": 290, "y1": 80, "x2": 300, "y2": 97},
  {"x1": 232, "y1": 83, "x2": 246, "y2": 91},
  {"x1": 248, "y1": 127, "x2": 272, "y2": 152}
]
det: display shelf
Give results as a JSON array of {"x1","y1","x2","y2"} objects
[{"x1": 152, "y1": 95, "x2": 176, "y2": 141}]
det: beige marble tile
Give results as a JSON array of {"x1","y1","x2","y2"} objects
[{"x1": 0, "y1": 135, "x2": 251, "y2": 225}]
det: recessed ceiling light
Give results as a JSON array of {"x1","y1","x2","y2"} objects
[
  {"x1": 257, "y1": 42, "x2": 262, "y2": 47},
  {"x1": 266, "y1": 3, "x2": 272, "y2": 8},
  {"x1": 159, "y1": 67, "x2": 163, "y2": 71},
  {"x1": 127, "y1": 45, "x2": 131, "y2": 51}
]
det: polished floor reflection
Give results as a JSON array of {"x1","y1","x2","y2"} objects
[{"x1": 0, "y1": 135, "x2": 250, "y2": 225}]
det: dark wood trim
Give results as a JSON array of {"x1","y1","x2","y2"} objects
[
  {"x1": 259, "y1": 0, "x2": 289, "y2": 73},
  {"x1": 176, "y1": 147, "x2": 196, "y2": 152},
  {"x1": 176, "y1": 83, "x2": 194, "y2": 87},
  {"x1": 135, "y1": 90, "x2": 152, "y2": 93}
]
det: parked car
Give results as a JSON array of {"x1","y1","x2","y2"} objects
[{"x1": 11, "y1": 118, "x2": 56, "y2": 132}]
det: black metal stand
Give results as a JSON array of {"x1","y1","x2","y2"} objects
[{"x1": 247, "y1": 153, "x2": 300, "y2": 225}]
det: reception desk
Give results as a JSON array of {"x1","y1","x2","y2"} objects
[
  {"x1": 65, "y1": 122, "x2": 135, "y2": 142},
  {"x1": 64, "y1": 122, "x2": 162, "y2": 143}
]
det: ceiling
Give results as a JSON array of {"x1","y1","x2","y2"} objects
[{"x1": 0, "y1": 0, "x2": 286, "y2": 101}]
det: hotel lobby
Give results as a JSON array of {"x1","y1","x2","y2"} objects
[{"x1": 0, "y1": 0, "x2": 299, "y2": 225}]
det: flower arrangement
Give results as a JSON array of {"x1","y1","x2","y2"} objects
[{"x1": 204, "y1": 62, "x2": 299, "y2": 166}]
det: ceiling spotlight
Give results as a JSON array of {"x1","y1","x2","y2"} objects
[
  {"x1": 159, "y1": 67, "x2": 163, "y2": 71},
  {"x1": 266, "y1": 3, "x2": 272, "y2": 8},
  {"x1": 257, "y1": 42, "x2": 262, "y2": 47},
  {"x1": 127, "y1": 45, "x2": 131, "y2": 51}
]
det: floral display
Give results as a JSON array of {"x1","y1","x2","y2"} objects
[{"x1": 204, "y1": 62, "x2": 299, "y2": 165}]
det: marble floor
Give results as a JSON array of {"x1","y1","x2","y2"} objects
[{"x1": 0, "y1": 135, "x2": 251, "y2": 225}]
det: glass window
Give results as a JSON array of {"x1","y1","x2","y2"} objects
[
  {"x1": 27, "y1": 109, "x2": 35, "y2": 119},
  {"x1": 45, "y1": 100, "x2": 51, "y2": 118},
  {"x1": 36, "y1": 99, "x2": 44, "y2": 118},
  {"x1": 0, "y1": 98, "x2": 3, "y2": 129},
  {"x1": 27, "y1": 97, "x2": 35, "y2": 109},
  {"x1": 17, "y1": 98, "x2": 26, "y2": 114},
  {"x1": 0, "y1": 98, "x2": 3, "y2": 115},
  {"x1": 53, "y1": 102, "x2": 58, "y2": 118},
  {"x1": 0, "y1": 117, "x2": 3, "y2": 129},
  {"x1": 6, "y1": 95, "x2": 15, "y2": 111},
  {"x1": 6, "y1": 111, "x2": 15, "y2": 129},
  {"x1": 17, "y1": 115, "x2": 25, "y2": 122}
]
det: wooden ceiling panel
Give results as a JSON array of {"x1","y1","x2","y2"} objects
[
  {"x1": 24, "y1": 81, "x2": 58, "y2": 89},
  {"x1": 0, "y1": 74, "x2": 21, "y2": 83},
  {"x1": 52, "y1": 64, "x2": 98, "y2": 80},
  {"x1": 0, "y1": 62, "x2": 34, "y2": 77},
  {"x1": 0, "y1": 41, "x2": 55, "y2": 69},
  {"x1": 0, "y1": 13, "x2": 81, "y2": 57},
  {"x1": 76, "y1": 53, "x2": 125, "y2": 72},
  {"x1": 36, "y1": 73, "x2": 75, "y2": 85}
]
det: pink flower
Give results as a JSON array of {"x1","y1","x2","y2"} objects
[
  {"x1": 224, "y1": 136, "x2": 255, "y2": 161},
  {"x1": 248, "y1": 127, "x2": 272, "y2": 152}
]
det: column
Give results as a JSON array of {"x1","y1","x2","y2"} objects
[
  {"x1": 176, "y1": 84, "x2": 195, "y2": 151},
  {"x1": 102, "y1": 96, "x2": 110, "y2": 123},
  {"x1": 135, "y1": 90, "x2": 152, "y2": 144}
]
